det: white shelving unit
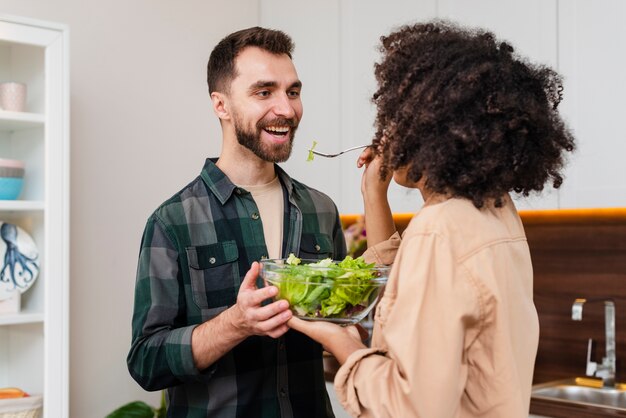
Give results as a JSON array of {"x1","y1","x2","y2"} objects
[{"x1": 0, "y1": 15, "x2": 69, "y2": 418}]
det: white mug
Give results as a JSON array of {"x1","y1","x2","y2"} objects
[{"x1": 0, "y1": 82, "x2": 27, "y2": 112}]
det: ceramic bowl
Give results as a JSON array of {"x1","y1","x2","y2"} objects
[{"x1": 0, "y1": 159, "x2": 25, "y2": 200}]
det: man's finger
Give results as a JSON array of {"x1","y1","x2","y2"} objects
[
  {"x1": 239, "y1": 262, "x2": 260, "y2": 290},
  {"x1": 252, "y1": 299, "x2": 290, "y2": 321},
  {"x1": 244, "y1": 285, "x2": 279, "y2": 306},
  {"x1": 257, "y1": 309, "x2": 293, "y2": 333},
  {"x1": 267, "y1": 324, "x2": 290, "y2": 339}
]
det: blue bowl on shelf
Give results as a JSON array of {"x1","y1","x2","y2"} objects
[
  {"x1": 0, "y1": 159, "x2": 25, "y2": 200},
  {"x1": 0, "y1": 177, "x2": 24, "y2": 200}
]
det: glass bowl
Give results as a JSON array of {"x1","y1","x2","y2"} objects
[{"x1": 259, "y1": 258, "x2": 390, "y2": 324}]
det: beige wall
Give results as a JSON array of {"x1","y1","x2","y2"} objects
[{"x1": 0, "y1": 1, "x2": 257, "y2": 416}]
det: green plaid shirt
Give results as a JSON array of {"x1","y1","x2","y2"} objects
[{"x1": 128, "y1": 158, "x2": 346, "y2": 418}]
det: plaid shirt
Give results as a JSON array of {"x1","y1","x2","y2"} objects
[{"x1": 128, "y1": 158, "x2": 346, "y2": 418}]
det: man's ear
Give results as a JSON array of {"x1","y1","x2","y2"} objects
[{"x1": 211, "y1": 92, "x2": 231, "y2": 121}]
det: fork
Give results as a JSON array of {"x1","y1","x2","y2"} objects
[{"x1": 308, "y1": 144, "x2": 370, "y2": 158}]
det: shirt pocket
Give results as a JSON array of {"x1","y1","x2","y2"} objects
[
  {"x1": 374, "y1": 290, "x2": 396, "y2": 327},
  {"x1": 299, "y1": 233, "x2": 333, "y2": 260},
  {"x1": 186, "y1": 240, "x2": 240, "y2": 315}
]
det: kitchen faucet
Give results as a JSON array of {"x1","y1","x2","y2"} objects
[{"x1": 572, "y1": 298, "x2": 616, "y2": 387}]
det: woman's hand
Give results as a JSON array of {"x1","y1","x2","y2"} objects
[
  {"x1": 288, "y1": 317, "x2": 367, "y2": 364},
  {"x1": 357, "y1": 146, "x2": 396, "y2": 248},
  {"x1": 357, "y1": 147, "x2": 391, "y2": 199}
]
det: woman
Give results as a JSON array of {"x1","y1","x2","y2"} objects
[{"x1": 288, "y1": 21, "x2": 574, "y2": 417}]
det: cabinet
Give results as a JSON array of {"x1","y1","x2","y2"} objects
[{"x1": 0, "y1": 15, "x2": 69, "y2": 417}]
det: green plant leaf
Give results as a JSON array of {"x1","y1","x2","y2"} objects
[
  {"x1": 105, "y1": 401, "x2": 155, "y2": 418},
  {"x1": 155, "y1": 391, "x2": 167, "y2": 418}
]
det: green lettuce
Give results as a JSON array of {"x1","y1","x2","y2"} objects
[
  {"x1": 306, "y1": 140, "x2": 318, "y2": 162},
  {"x1": 269, "y1": 254, "x2": 381, "y2": 320}
]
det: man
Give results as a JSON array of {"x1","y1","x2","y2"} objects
[{"x1": 128, "y1": 27, "x2": 346, "y2": 418}]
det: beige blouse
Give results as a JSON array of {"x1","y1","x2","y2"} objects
[{"x1": 334, "y1": 196, "x2": 539, "y2": 418}]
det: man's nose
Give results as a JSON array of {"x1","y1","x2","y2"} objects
[{"x1": 272, "y1": 93, "x2": 297, "y2": 118}]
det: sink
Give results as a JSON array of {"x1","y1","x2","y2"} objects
[{"x1": 532, "y1": 377, "x2": 626, "y2": 411}]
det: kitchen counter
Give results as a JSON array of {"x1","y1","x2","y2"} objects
[{"x1": 530, "y1": 397, "x2": 626, "y2": 418}]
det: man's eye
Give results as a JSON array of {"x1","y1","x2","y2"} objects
[
  {"x1": 288, "y1": 90, "x2": 300, "y2": 98},
  {"x1": 257, "y1": 91, "x2": 270, "y2": 97}
]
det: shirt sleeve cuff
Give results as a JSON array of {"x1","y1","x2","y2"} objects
[
  {"x1": 165, "y1": 324, "x2": 217, "y2": 382},
  {"x1": 362, "y1": 231, "x2": 401, "y2": 265},
  {"x1": 333, "y1": 347, "x2": 388, "y2": 417}
]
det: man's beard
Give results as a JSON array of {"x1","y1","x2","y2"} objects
[{"x1": 234, "y1": 114, "x2": 297, "y2": 163}]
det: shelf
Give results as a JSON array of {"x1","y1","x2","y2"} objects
[
  {"x1": 0, "y1": 111, "x2": 45, "y2": 131},
  {"x1": 0, "y1": 15, "x2": 69, "y2": 411},
  {"x1": 0, "y1": 200, "x2": 44, "y2": 211},
  {"x1": 0, "y1": 312, "x2": 44, "y2": 326}
]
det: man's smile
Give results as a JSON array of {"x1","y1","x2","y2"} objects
[{"x1": 264, "y1": 125, "x2": 290, "y2": 136}]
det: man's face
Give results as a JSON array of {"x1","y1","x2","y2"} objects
[{"x1": 227, "y1": 47, "x2": 303, "y2": 163}]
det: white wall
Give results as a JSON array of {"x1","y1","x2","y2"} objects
[
  {"x1": 556, "y1": 0, "x2": 626, "y2": 208},
  {"x1": 259, "y1": 0, "x2": 345, "y2": 213},
  {"x1": 263, "y1": 0, "x2": 626, "y2": 214},
  {"x1": 0, "y1": 1, "x2": 257, "y2": 417}
]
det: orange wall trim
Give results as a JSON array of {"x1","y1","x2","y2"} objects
[
  {"x1": 341, "y1": 207, "x2": 626, "y2": 230},
  {"x1": 519, "y1": 207, "x2": 626, "y2": 225}
]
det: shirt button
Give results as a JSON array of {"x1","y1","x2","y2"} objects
[
  {"x1": 235, "y1": 188, "x2": 242, "y2": 195},
  {"x1": 209, "y1": 257, "x2": 216, "y2": 264},
  {"x1": 251, "y1": 212, "x2": 260, "y2": 220},
  {"x1": 314, "y1": 244, "x2": 321, "y2": 252},
  {"x1": 280, "y1": 388, "x2": 287, "y2": 397},
  {"x1": 278, "y1": 340, "x2": 285, "y2": 350}
]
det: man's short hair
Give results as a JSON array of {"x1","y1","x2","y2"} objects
[{"x1": 207, "y1": 26, "x2": 294, "y2": 94}]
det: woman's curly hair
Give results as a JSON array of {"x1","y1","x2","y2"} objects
[{"x1": 372, "y1": 21, "x2": 575, "y2": 208}]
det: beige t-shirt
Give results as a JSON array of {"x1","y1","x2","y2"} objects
[
  {"x1": 240, "y1": 176, "x2": 284, "y2": 260},
  {"x1": 335, "y1": 195, "x2": 539, "y2": 418}
]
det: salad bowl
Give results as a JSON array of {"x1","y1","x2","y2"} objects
[{"x1": 259, "y1": 254, "x2": 390, "y2": 324}]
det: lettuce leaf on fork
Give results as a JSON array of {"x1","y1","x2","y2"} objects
[{"x1": 306, "y1": 140, "x2": 318, "y2": 162}]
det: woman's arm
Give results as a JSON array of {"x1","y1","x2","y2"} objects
[
  {"x1": 357, "y1": 148, "x2": 395, "y2": 248},
  {"x1": 334, "y1": 233, "x2": 482, "y2": 417}
]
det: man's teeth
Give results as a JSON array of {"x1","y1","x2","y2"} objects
[{"x1": 265, "y1": 126, "x2": 289, "y2": 134}]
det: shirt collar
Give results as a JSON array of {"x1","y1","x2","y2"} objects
[{"x1": 200, "y1": 158, "x2": 296, "y2": 205}]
